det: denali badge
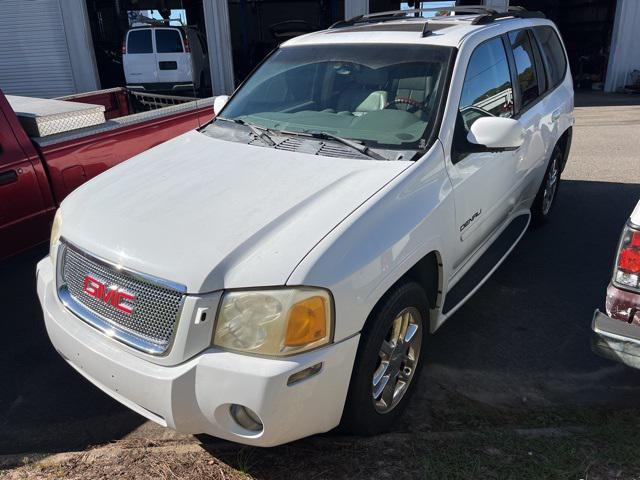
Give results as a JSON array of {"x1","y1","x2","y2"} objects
[
  {"x1": 460, "y1": 209, "x2": 482, "y2": 232},
  {"x1": 82, "y1": 275, "x2": 135, "y2": 315}
]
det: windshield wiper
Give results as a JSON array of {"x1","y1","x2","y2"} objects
[
  {"x1": 303, "y1": 131, "x2": 386, "y2": 161},
  {"x1": 216, "y1": 117, "x2": 276, "y2": 146}
]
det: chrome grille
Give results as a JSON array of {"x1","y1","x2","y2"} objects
[{"x1": 58, "y1": 243, "x2": 185, "y2": 355}]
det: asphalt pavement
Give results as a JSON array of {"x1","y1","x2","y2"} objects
[{"x1": 1, "y1": 92, "x2": 639, "y2": 456}]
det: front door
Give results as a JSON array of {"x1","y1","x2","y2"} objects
[{"x1": 446, "y1": 36, "x2": 520, "y2": 271}]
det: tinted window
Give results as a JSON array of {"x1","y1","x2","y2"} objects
[
  {"x1": 508, "y1": 30, "x2": 539, "y2": 109},
  {"x1": 534, "y1": 26, "x2": 567, "y2": 89},
  {"x1": 156, "y1": 29, "x2": 184, "y2": 53},
  {"x1": 127, "y1": 30, "x2": 152, "y2": 54},
  {"x1": 459, "y1": 37, "x2": 514, "y2": 131}
]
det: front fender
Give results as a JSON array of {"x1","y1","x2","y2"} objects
[{"x1": 288, "y1": 142, "x2": 456, "y2": 341}]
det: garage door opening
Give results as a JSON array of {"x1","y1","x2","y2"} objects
[
  {"x1": 227, "y1": 0, "x2": 345, "y2": 85},
  {"x1": 85, "y1": 0, "x2": 211, "y2": 98}
]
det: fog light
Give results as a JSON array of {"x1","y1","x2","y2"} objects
[{"x1": 230, "y1": 404, "x2": 263, "y2": 432}]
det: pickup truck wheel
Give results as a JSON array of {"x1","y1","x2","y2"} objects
[
  {"x1": 340, "y1": 281, "x2": 428, "y2": 435},
  {"x1": 532, "y1": 143, "x2": 563, "y2": 225}
]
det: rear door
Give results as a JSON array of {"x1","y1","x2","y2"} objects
[
  {"x1": 123, "y1": 28, "x2": 157, "y2": 85},
  {"x1": 155, "y1": 28, "x2": 192, "y2": 85},
  {"x1": 505, "y1": 28, "x2": 552, "y2": 207}
]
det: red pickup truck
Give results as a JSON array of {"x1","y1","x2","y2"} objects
[{"x1": 0, "y1": 88, "x2": 214, "y2": 260}]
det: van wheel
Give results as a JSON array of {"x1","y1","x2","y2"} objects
[
  {"x1": 340, "y1": 281, "x2": 428, "y2": 435},
  {"x1": 531, "y1": 143, "x2": 563, "y2": 225}
]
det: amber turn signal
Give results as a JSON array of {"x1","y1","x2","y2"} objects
[{"x1": 284, "y1": 296, "x2": 328, "y2": 347}]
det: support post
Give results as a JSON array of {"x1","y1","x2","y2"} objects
[
  {"x1": 203, "y1": 0, "x2": 235, "y2": 95},
  {"x1": 59, "y1": 0, "x2": 101, "y2": 93}
]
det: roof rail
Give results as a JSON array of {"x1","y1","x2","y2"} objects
[
  {"x1": 330, "y1": 5, "x2": 545, "y2": 29},
  {"x1": 471, "y1": 6, "x2": 546, "y2": 25},
  {"x1": 329, "y1": 6, "x2": 496, "y2": 29}
]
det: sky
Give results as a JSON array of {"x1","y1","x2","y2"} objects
[{"x1": 401, "y1": 1, "x2": 456, "y2": 17}]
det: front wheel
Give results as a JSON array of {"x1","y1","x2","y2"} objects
[
  {"x1": 340, "y1": 281, "x2": 428, "y2": 435},
  {"x1": 531, "y1": 143, "x2": 563, "y2": 225}
]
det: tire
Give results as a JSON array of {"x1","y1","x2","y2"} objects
[
  {"x1": 340, "y1": 281, "x2": 429, "y2": 435},
  {"x1": 531, "y1": 142, "x2": 563, "y2": 226}
]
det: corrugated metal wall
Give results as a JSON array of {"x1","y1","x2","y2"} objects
[{"x1": 0, "y1": 0, "x2": 76, "y2": 98}]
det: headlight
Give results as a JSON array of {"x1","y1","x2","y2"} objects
[
  {"x1": 50, "y1": 209, "x2": 62, "y2": 258},
  {"x1": 213, "y1": 288, "x2": 333, "y2": 356}
]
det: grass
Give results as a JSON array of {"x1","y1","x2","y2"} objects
[{"x1": 4, "y1": 396, "x2": 640, "y2": 479}]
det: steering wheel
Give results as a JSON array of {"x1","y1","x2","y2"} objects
[{"x1": 384, "y1": 97, "x2": 427, "y2": 113}]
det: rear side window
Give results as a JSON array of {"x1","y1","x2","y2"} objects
[
  {"x1": 534, "y1": 26, "x2": 567, "y2": 89},
  {"x1": 127, "y1": 30, "x2": 152, "y2": 54},
  {"x1": 508, "y1": 30, "x2": 539, "y2": 109},
  {"x1": 156, "y1": 29, "x2": 184, "y2": 53},
  {"x1": 459, "y1": 37, "x2": 514, "y2": 131}
]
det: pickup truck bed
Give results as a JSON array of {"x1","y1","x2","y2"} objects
[{"x1": 0, "y1": 88, "x2": 215, "y2": 260}]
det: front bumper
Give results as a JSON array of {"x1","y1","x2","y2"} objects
[
  {"x1": 591, "y1": 309, "x2": 640, "y2": 369},
  {"x1": 36, "y1": 257, "x2": 359, "y2": 447}
]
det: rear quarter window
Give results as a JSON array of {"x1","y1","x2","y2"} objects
[
  {"x1": 156, "y1": 29, "x2": 184, "y2": 53},
  {"x1": 533, "y1": 26, "x2": 567, "y2": 89},
  {"x1": 127, "y1": 30, "x2": 152, "y2": 54}
]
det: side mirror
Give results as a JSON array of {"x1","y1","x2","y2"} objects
[
  {"x1": 213, "y1": 95, "x2": 230, "y2": 116},
  {"x1": 467, "y1": 117, "x2": 524, "y2": 151}
]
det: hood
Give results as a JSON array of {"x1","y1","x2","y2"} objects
[{"x1": 60, "y1": 130, "x2": 411, "y2": 293}]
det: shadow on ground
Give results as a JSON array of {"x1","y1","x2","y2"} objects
[
  {"x1": 0, "y1": 246, "x2": 145, "y2": 455},
  {"x1": 1, "y1": 178, "x2": 639, "y2": 465}
]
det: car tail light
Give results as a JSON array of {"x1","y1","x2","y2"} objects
[
  {"x1": 121, "y1": 39, "x2": 126, "y2": 55},
  {"x1": 613, "y1": 224, "x2": 640, "y2": 292},
  {"x1": 183, "y1": 36, "x2": 191, "y2": 53}
]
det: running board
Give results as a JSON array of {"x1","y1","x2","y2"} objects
[{"x1": 442, "y1": 213, "x2": 530, "y2": 315}]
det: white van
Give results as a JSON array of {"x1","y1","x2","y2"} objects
[{"x1": 123, "y1": 25, "x2": 210, "y2": 95}]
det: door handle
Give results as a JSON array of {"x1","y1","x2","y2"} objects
[
  {"x1": 0, "y1": 170, "x2": 18, "y2": 186},
  {"x1": 552, "y1": 109, "x2": 561, "y2": 122}
]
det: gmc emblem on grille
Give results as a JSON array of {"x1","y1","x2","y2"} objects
[{"x1": 82, "y1": 275, "x2": 135, "y2": 315}]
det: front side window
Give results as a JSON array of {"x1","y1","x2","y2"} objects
[
  {"x1": 215, "y1": 44, "x2": 453, "y2": 150},
  {"x1": 534, "y1": 26, "x2": 567, "y2": 89},
  {"x1": 155, "y1": 29, "x2": 184, "y2": 53},
  {"x1": 508, "y1": 30, "x2": 539, "y2": 109},
  {"x1": 459, "y1": 37, "x2": 514, "y2": 132},
  {"x1": 127, "y1": 30, "x2": 152, "y2": 54}
]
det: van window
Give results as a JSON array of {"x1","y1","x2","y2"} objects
[
  {"x1": 533, "y1": 26, "x2": 567, "y2": 89},
  {"x1": 508, "y1": 30, "x2": 539, "y2": 109},
  {"x1": 127, "y1": 30, "x2": 152, "y2": 54},
  {"x1": 459, "y1": 37, "x2": 514, "y2": 132},
  {"x1": 156, "y1": 29, "x2": 184, "y2": 53}
]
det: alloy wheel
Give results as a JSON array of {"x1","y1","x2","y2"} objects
[{"x1": 372, "y1": 307, "x2": 423, "y2": 413}]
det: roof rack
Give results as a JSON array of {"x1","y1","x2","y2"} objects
[
  {"x1": 330, "y1": 6, "x2": 493, "y2": 29},
  {"x1": 330, "y1": 5, "x2": 545, "y2": 30},
  {"x1": 471, "y1": 6, "x2": 546, "y2": 25}
]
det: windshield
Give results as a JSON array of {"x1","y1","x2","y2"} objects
[{"x1": 217, "y1": 44, "x2": 453, "y2": 150}]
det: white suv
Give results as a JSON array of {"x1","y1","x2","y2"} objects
[{"x1": 37, "y1": 7, "x2": 573, "y2": 447}]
